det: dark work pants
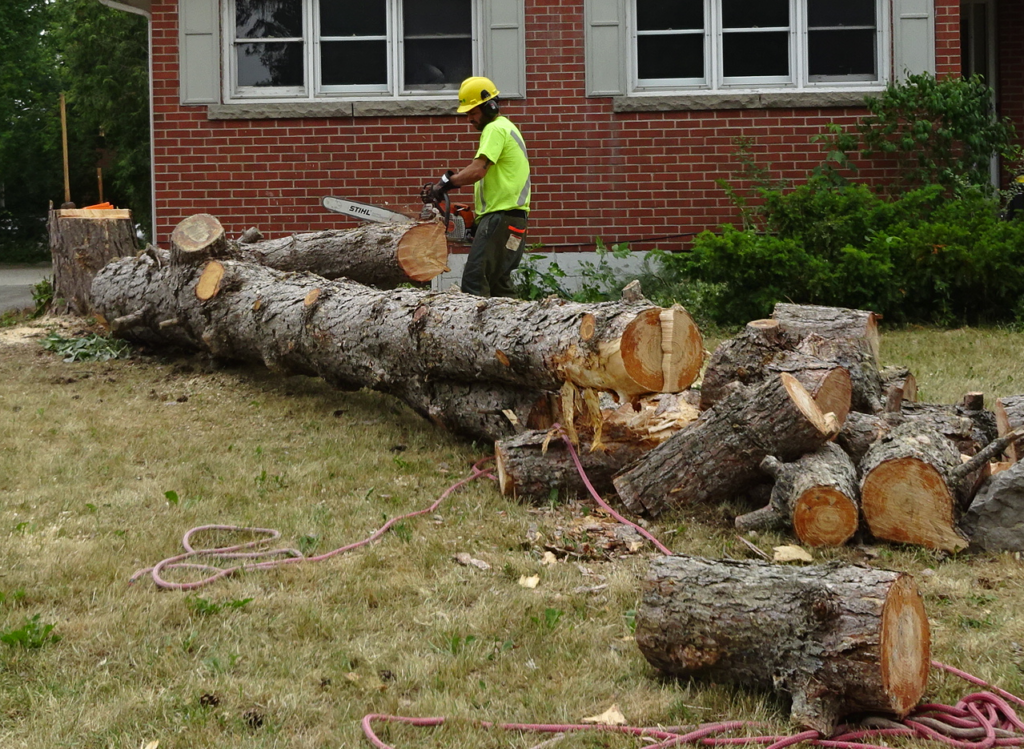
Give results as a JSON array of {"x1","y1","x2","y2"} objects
[{"x1": 460, "y1": 211, "x2": 528, "y2": 297}]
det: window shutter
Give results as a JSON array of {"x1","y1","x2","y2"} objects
[
  {"x1": 892, "y1": 0, "x2": 935, "y2": 81},
  {"x1": 482, "y1": 0, "x2": 525, "y2": 99},
  {"x1": 180, "y1": 0, "x2": 220, "y2": 104},
  {"x1": 585, "y1": 0, "x2": 625, "y2": 96}
]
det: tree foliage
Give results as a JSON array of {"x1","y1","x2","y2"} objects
[{"x1": 0, "y1": 0, "x2": 149, "y2": 262}]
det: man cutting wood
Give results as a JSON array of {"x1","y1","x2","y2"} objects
[{"x1": 424, "y1": 76, "x2": 531, "y2": 297}]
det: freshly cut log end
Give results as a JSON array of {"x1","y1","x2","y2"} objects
[
  {"x1": 861, "y1": 457, "x2": 967, "y2": 552},
  {"x1": 792, "y1": 486, "x2": 858, "y2": 547},
  {"x1": 810, "y1": 367, "x2": 852, "y2": 427},
  {"x1": 880, "y1": 574, "x2": 931, "y2": 717},
  {"x1": 394, "y1": 222, "x2": 450, "y2": 282},
  {"x1": 781, "y1": 372, "x2": 839, "y2": 438},
  {"x1": 620, "y1": 305, "x2": 704, "y2": 394},
  {"x1": 195, "y1": 261, "x2": 225, "y2": 301}
]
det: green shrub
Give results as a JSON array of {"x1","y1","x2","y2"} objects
[{"x1": 662, "y1": 181, "x2": 1024, "y2": 326}]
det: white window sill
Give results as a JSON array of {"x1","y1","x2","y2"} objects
[
  {"x1": 206, "y1": 99, "x2": 459, "y2": 119},
  {"x1": 612, "y1": 90, "x2": 876, "y2": 112}
]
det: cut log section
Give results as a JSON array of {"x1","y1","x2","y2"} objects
[
  {"x1": 735, "y1": 443, "x2": 860, "y2": 547},
  {"x1": 699, "y1": 319, "x2": 795, "y2": 410},
  {"x1": 995, "y1": 395, "x2": 1024, "y2": 463},
  {"x1": 836, "y1": 411, "x2": 899, "y2": 464},
  {"x1": 635, "y1": 555, "x2": 930, "y2": 734},
  {"x1": 900, "y1": 400, "x2": 997, "y2": 456},
  {"x1": 169, "y1": 212, "x2": 449, "y2": 288},
  {"x1": 857, "y1": 422, "x2": 1011, "y2": 552},
  {"x1": 613, "y1": 373, "x2": 840, "y2": 516},
  {"x1": 48, "y1": 207, "x2": 137, "y2": 315}
]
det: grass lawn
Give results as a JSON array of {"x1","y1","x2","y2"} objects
[{"x1": 1, "y1": 317, "x2": 1023, "y2": 749}]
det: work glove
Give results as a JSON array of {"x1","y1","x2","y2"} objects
[{"x1": 422, "y1": 170, "x2": 455, "y2": 204}]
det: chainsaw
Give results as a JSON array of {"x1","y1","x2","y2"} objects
[{"x1": 322, "y1": 186, "x2": 474, "y2": 243}]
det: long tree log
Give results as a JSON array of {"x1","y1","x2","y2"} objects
[
  {"x1": 635, "y1": 555, "x2": 930, "y2": 735},
  {"x1": 734, "y1": 442, "x2": 860, "y2": 547},
  {"x1": 91, "y1": 230, "x2": 704, "y2": 439},
  {"x1": 169, "y1": 212, "x2": 450, "y2": 287},
  {"x1": 613, "y1": 373, "x2": 840, "y2": 516}
]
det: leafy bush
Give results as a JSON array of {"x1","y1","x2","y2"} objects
[
  {"x1": 815, "y1": 73, "x2": 1018, "y2": 195},
  {"x1": 658, "y1": 181, "x2": 1024, "y2": 326}
]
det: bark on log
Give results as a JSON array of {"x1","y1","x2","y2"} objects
[
  {"x1": 699, "y1": 319, "x2": 795, "y2": 410},
  {"x1": 734, "y1": 443, "x2": 860, "y2": 547},
  {"x1": 635, "y1": 555, "x2": 930, "y2": 734},
  {"x1": 169, "y1": 212, "x2": 450, "y2": 287},
  {"x1": 900, "y1": 400, "x2": 997, "y2": 456},
  {"x1": 859, "y1": 422, "x2": 979, "y2": 552},
  {"x1": 613, "y1": 373, "x2": 840, "y2": 516},
  {"x1": 880, "y1": 366, "x2": 918, "y2": 412},
  {"x1": 995, "y1": 395, "x2": 1024, "y2": 463},
  {"x1": 772, "y1": 303, "x2": 881, "y2": 362},
  {"x1": 836, "y1": 411, "x2": 899, "y2": 465},
  {"x1": 48, "y1": 208, "x2": 137, "y2": 315},
  {"x1": 700, "y1": 322, "x2": 851, "y2": 424},
  {"x1": 495, "y1": 429, "x2": 651, "y2": 501},
  {"x1": 962, "y1": 461, "x2": 1024, "y2": 552}
]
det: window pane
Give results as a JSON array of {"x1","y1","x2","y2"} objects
[
  {"x1": 404, "y1": 38, "x2": 472, "y2": 87},
  {"x1": 236, "y1": 41, "x2": 304, "y2": 86},
  {"x1": 722, "y1": 0, "x2": 788, "y2": 29},
  {"x1": 636, "y1": 0, "x2": 703, "y2": 32},
  {"x1": 236, "y1": 0, "x2": 302, "y2": 39},
  {"x1": 404, "y1": 0, "x2": 471, "y2": 37},
  {"x1": 808, "y1": 0, "x2": 875, "y2": 28},
  {"x1": 722, "y1": 31, "x2": 788, "y2": 77},
  {"x1": 321, "y1": 40, "x2": 387, "y2": 85},
  {"x1": 638, "y1": 35, "x2": 703, "y2": 79},
  {"x1": 320, "y1": 0, "x2": 386, "y2": 37},
  {"x1": 808, "y1": 30, "x2": 875, "y2": 76}
]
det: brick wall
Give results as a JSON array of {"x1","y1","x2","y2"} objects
[
  {"x1": 150, "y1": 0, "x2": 965, "y2": 251},
  {"x1": 998, "y1": 1, "x2": 1024, "y2": 159}
]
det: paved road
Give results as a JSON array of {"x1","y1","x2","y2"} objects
[{"x1": 0, "y1": 264, "x2": 51, "y2": 314}]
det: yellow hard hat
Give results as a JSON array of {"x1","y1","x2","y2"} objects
[{"x1": 457, "y1": 76, "x2": 500, "y2": 113}]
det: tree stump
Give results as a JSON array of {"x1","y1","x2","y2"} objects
[
  {"x1": 735, "y1": 442, "x2": 860, "y2": 547},
  {"x1": 635, "y1": 555, "x2": 930, "y2": 735},
  {"x1": 48, "y1": 208, "x2": 137, "y2": 315},
  {"x1": 995, "y1": 395, "x2": 1024, "y2": 463},
  {"x1": 613, "y1": 373, "x2": 840, "y2": 516}
]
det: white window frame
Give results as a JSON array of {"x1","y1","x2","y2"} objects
[
  {"x1": 224, "y1": 0, "x2": 481, "y2": 102},
  {"x1": 628, "y1": 0, "x2": 889, "y2": 94}
]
